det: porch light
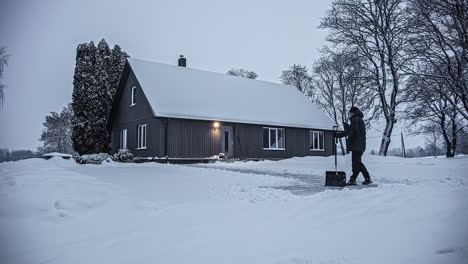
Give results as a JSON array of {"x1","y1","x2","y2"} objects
[{"x1": 213, "y1": 121, "x2": 220, "y2": 128}]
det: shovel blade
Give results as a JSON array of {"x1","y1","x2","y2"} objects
[{"x1": 325, "y1": 171, "x2": 346, "y2": 187}]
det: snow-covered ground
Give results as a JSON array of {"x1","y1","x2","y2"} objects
[{"x1": 0, "y1": 155, "x2": 467, "y2": 264}]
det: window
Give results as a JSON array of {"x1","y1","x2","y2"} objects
[
  {"x1": 310, "y1": 130, "x2": 324, "y2": 151},
  {"x1": 119, "y1": 129, "x2": 127, "y2": 149},
  {"x1": 263, "y1": 127, "x2": 285, "y2": 150},
  {"x1": 130, "y1": 86, "x2": 136, "y2": 106},
  {"x1": 137, "y1": 124, "x2": 147, "y2": 149}
]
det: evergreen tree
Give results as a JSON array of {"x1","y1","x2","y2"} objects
[
  {"x1": 108, "y1": 45, "x2": 129, "y2": 99},
  {"x1": 72, "y1": 42, "x2": 98, "y2": 154},
  {"x1": 92, "y1": 39, "x2": 112, "y2": 153},
  {"x1": 71, "y1": 39, "x2": 129, "y2": 155}
]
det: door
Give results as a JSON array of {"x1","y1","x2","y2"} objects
[{"x1": 221, "y1": 126, "x2": 234, "y2": 158}]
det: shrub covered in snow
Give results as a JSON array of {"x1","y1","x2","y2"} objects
[
  {"x1": 75, "y1": 153, "x2": 111, "y2": 164},
  {"x1": 112, "y1": 149, "x2": 134, "y2": 163}
]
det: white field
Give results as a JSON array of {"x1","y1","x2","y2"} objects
[{"x1": 0, "y1": 155, "x2": 467, "y2": 264}]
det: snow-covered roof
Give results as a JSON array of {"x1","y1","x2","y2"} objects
[{"x1": 128, "y1": 58, "x2": 336, "y2": 130}]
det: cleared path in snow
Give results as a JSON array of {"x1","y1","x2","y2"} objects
[{"x1": 186, "y1": 164, "x2": 326, "y2": 195}]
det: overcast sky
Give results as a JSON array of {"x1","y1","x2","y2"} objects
[{"x1": 0, "y1": 0, "x2": 422, "y2": 152}]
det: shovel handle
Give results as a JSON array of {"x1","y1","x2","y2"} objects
[{"x1": 333, "y1": 126, "x2": 338, "y2": 172}]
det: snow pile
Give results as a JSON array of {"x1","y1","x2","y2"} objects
[
  {"x1": 1, "y1": 155, "x2": 467, "y2": 264},
  {"x1": 42, "y1": 152, "x2": 73, "y2": 159},
  {"x1": 0, "y1": 158, "x2": 121, "y2": 220}
]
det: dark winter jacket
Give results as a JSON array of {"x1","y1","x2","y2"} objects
[{"x1": 337, "y1": 108, "x2": 366, "y2": 152}]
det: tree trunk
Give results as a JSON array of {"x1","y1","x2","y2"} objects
[
  {"x1": 446, "y1": 143, "x2": 454, "y2": 157},
  {"x1": 449, "y1": 109, "x2": 458, "y2": 157},
  {"x1": 439, "y1": 112, "x2": 455, "y2": 158},
  {"x1": 378, "y1": 118, "x2": 395, "y2": 156},
  {"x1": 444, "y1": 122, "x2": 454, "y2": 158}
]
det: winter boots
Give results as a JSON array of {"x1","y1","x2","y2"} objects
[
  {"x1": 362, "y1": 178, "x2": 373, "y2": 185},
  {"x1": 346, "y1": 178, "x2": 357, "y2": 186},
  {"x1": 346, "y1": 177, "x2": 373, "y2": 186}
]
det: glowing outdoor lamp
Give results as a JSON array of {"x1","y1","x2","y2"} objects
[{"x1": 213, "y1": 121, "x2": 220, "y2": 128}]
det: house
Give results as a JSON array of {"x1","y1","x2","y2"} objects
[{"x1": 106, "y1": 56, "x2": 337, "y2": 161}]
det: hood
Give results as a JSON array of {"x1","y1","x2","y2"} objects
[
  {"x1": 350, "y1": 106, "x2": 364, "y2": 118},
  {"x1": 354, "y1": 108, "x2": 364, "y2": 118}
]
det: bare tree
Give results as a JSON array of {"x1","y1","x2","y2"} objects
[
  {"x1": 0, "y1": 47, "x2": 9, "y2": 108},
  {"x1": 226, "y1": 68, "x2": 258, "y2": 79},
  {"x1": 406, "y1": 70, "x2": 463, "y2": 157},
  {"x1": 280, "y1": 64, "x2": 314, "y2": 99},
  {"x1": 320, "y1": 0, "x2": 412, "y2": 156},
  {"x1": 312, "y1": 47, "x2": 377, "y2": 154},
  {"x1": 407, "y1": 0, "x2": 468, "y2": 120},
  {"x1": 424, "y1": 125, "x2": 444, "y2": 158}
]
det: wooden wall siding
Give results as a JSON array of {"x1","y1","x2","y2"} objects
[
  {"x1": 112, "y1": 117, "x2": 162, "y2": 157},
  {"x1": 113, "y1": 68, "x2": 155, "y2": 125},
  {"x1": 165, "y1": 118, "x2": 221, "y2": 158},
  {"x1": 110, "y1": 68, "x2": 162, "y2": 157},
  {"x1": 233, "y1": 123, "x2": 334, "y2": 159},
  {"x1": 161, "y1": 118, "x2": 334, "y2": 159}
]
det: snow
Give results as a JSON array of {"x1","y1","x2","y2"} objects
[
  {"x1": 128, "y1": 58, "x2": 336, "y2": 130},
  {"x1": 1, "y1": 155, "x2": 468, "y2": 263}
]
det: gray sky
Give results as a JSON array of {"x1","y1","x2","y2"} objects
[{"x1": 0, "y1": 0, "x2": 422, "y2": 151}]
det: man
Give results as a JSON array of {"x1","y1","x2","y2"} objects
[{"x1": 337, "y1": 106, "x2": 372, "y2": 185}]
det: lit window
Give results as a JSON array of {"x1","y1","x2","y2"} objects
[
  {"x1": 263, "y1": 127, "x2": 285, "y2": 150},
  {"x1": 130, "y1": 86, "x2": 136, "y2": 106},
  {"x1": 119, "y1": 129, "x2": 127, "y2": 149},
  {"x1": 310, "y1": 131, "x2": 324, "y2": 151},
  {"x1": 137, "y1": 124, "x2": 147, "y2": 149}
]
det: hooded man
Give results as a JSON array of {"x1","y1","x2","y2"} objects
[{"x1": 337, "y1": 106, "x2": 372, "y2": 185}]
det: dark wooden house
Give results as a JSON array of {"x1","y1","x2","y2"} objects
[{"x1": 107, "y1": 57, "x2": 337, "y2": 160}]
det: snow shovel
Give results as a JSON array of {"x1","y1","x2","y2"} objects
[{"x1": 325, "y1": 126, "x2": 346, "y2": 187}]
